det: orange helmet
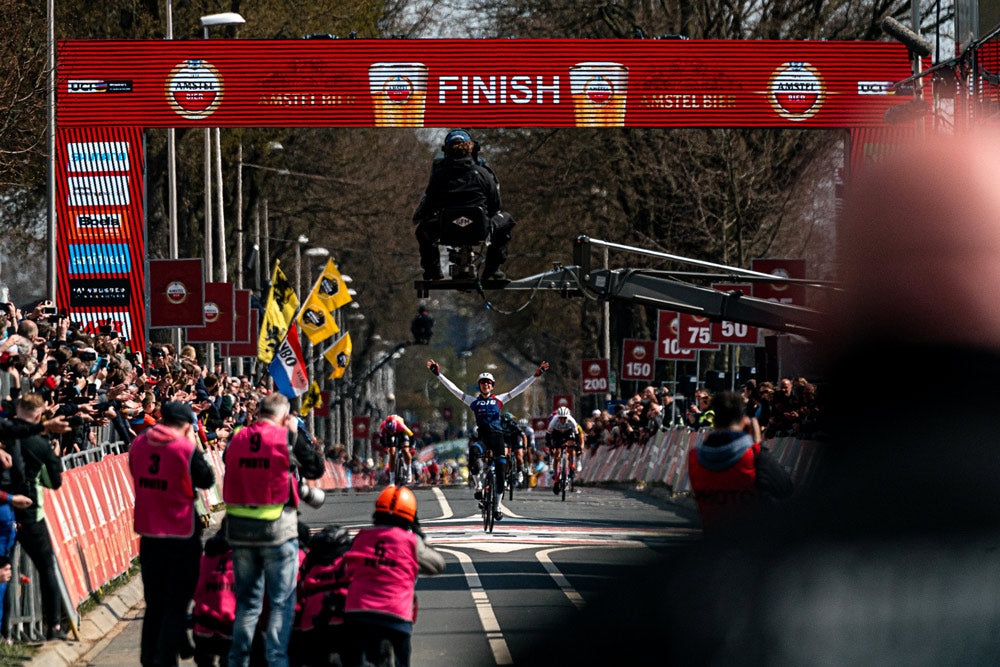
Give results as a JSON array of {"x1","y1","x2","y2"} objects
[{"x1": 375, "y1": 485, "x2": 417, "y2": 523}]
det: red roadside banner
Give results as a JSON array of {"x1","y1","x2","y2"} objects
[{"x1": 149, "y1": 258, "x2": 205, "y2": 328}]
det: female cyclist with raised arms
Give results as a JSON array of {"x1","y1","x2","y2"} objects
[{"x1": 427, "y1": 358, "x2": 548, "y2": 520}]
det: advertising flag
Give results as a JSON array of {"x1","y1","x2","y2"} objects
[
  {"x1": 323, "y1": 333, "x2": 352, "y2": 379},
  {"x1": 258, "y1": 261, "x2": 299, "y2": 363},
  {"x1": 296, "y1": 278, "x2": 341, "y2": 346},
  {"x1": 149, "y1": 259, "x2": 204, "y2": 328},
  {"x1": 298, "y1": 382, "x2": 323, "y2": 416},
  {"x1": 313, "y1": 259, "x2": 353, "y2": 311},
  {"x1": 268, "y1": 323, "x2": 308, "y2": 398},
  {"x1": 186, "y1": 282, "x2": 235, "y2": 343}
]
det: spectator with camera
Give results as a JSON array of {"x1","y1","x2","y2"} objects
[{"x1": 223, "y1": 393, "x2": 325, "y2": 667}]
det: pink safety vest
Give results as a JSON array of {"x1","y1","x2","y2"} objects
[
  {"x1": 223, "y1": 421, "x2": 296, "y2": 507},
  {"x1": 192, "y1": 551, "x2": 236, "y2": 638},
  {"x1": 129, "y1": 424, "x2": 196, "y2": 538},
  {"x1": 344, "y1": 526, "x2": 419, "y2": 623},
  {"x1": 295, "y1": 557, "x2": 350, "y2": 632}
]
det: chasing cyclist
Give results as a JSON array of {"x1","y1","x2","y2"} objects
[
  {"x1": 378, "y1": 415, "x2": 414, "y2": 485},
  {"x1": 517, "y1": 417, "x2": 537, "y2": 467},
  {"x1": 546, "y1": 407, "x2": 584, "y2": 494},
  {"x1": 500, "y1": 412, "x2": 527, "y2": 486},
  {"x1": 427, "y1": 358, "x2": 548, "y2": 520}
]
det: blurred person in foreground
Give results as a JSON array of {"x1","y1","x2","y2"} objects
[{"x1": 524, "y1": 132, "x2": 1000, "y2": 665}]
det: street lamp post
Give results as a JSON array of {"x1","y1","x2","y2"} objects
[
  {"x1": 304, "y1": 246, "x2": 329, "y2": 435},
  {"x1": 200, "y1": 11, "x2": 245, "y2": 374}
]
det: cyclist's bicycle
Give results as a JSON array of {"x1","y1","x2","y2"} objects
[
  {"x1": 551, "y1": 445, "x2": 572, "y2": 502},
  {"x1": 480, "y1": 449, "x2": 499, "y2": 533},
  {"x1": 390, "y1": 434, "x2": 412, "y2": 486}
]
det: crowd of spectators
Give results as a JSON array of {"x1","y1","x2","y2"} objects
[{"x1": 580, "y1": 377, "x2": 825, "y2": 451}]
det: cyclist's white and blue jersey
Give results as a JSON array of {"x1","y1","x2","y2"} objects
[
  {"x1": 547, "y1": 414, "x2": 581, "y2": 446},
  {"x1": 435, "y1": 371, "x2": 539, "y2": 434},
  {"x1": 519, "y1": 424, "x2": 536, "y2": 450}
]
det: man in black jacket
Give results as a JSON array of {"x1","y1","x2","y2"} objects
[
  {"x1": 9, "y1": 393, "x2": 68, "y2": 640},
  {"x1": 413, "y1": 129, "x2": 515, "y2": 280}
]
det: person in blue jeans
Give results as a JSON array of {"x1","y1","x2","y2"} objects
[
  {"x1": 222, "y1": 393, "x2": 324, "y2": 667},
  {"x1": 0, "y1": 490, "x2": 32, "y2": 631}
]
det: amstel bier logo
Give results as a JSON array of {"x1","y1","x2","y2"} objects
[
  {"x1": 587, "y1": 362, "x2": 602, "y2": 376},
  {"x1": 204, "y1": 302, "x2": 220, "y2": 323},
  {"x1": 165, "y1": 281, "x2": 188, "y2": 304},
  {"x1": 767, "y1": 62, "x2": 826, "y2": 122},
  {"x1": 166, "y1": 60, "x2": 223, "y2": 119}
]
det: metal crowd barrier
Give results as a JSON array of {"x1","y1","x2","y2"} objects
[{"x1": 61, "y1": 441, "x2": 128, "y2": 469}]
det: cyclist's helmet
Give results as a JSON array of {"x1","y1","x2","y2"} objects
[
  {"x1": 500, "y1": 412, "x2": 516, "y2": 428},
  {"x1": 517, "y1": 418, "x2": 529, "y2": 428},
  {"x1": 477, "y1": 372, "x2": 495, "y2": 383},
  {"x1": 375, "y1": 485, "x2": 417, "y2": 522},
  {"x1": 382, "y1": 415, "x2": 403, "y2": 434},
  {"x1": 556, "y1": 407, "x2": 571, "y2": 418}
]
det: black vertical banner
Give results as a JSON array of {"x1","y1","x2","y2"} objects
[{"x1": 55, "y1": 127, "x2": 147, "y2": 352}]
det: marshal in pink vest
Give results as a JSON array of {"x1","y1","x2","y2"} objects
[
  {"x1": 344, "y1": 526, "x2": 419, "y2": 623},
  {"x1": 192, "y1": 551, "x2": 236, "y2": 638},
  {"x1": 295, "y1": 557, "x2": 350, "y2": 632},
  {"x1": 223, "y1": 421, "x2": 296, "y2": 507},
  {"x1": 129, "y1": 424, "x2": 197, "y2": 538}
]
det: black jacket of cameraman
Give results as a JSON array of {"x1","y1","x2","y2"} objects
[{"x1": 413, "y1": 155, "x2": 501, "y2": 224}]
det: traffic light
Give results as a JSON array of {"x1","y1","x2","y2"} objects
[{"x1": 411, "y1": 307, "x2": 433, "y2": 344}]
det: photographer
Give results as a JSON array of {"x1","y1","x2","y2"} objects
[{"x1": 222, "y1": 393, "x2": 324, "y2": 666}]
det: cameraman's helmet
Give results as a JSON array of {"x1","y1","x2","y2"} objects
[
  {"x1": 375, "y1": 485, "x2": 417, "y2": 523},
  {"x1": 556, "y1": 406, "x2": 571, "y2": 418},
  {"x1": 309, "y1": 525, "x2": 353, "y2": 561},
  {"x1": 444, "y1": 129, "x2": 472, "y2": 148},
  {"x1": 477, "y1": 372, "x2": 495, "y2": 383}
]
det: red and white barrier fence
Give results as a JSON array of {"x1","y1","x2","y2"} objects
[
  {"x1": 577, "y1": 428, "x2": 825, "y2": 493},
  {"x1": 45, "y1": 449, "x2": 369, "y2": 613}
]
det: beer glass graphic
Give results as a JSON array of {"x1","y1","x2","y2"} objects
[
  {"x1": 369, "y1": 63, "x2": 428, "y2": 127},
  {"x1": 569, "y1": 62, "x2": 628, "y2": 127}
]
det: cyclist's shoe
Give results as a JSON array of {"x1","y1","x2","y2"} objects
[
  {"x1": 478, "y1": 501, "x2": 485, "y2": 511},
  {"x1": 552, "y1": 481, "x2": 561, "y2": 495},
  {"x1": 494, "y1": 509, "x2": 504, "y2": 521},
  {"x1": 517, "y1": 470, "x2": 524, "y2": 485},
  {"x1": 406, "y1": 470, "x2": 414, "y2": 484},
  {"x1": 474, "y1": 490, "x2": 483, "y2": 501}
]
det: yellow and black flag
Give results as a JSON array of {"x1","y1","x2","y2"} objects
[
  {"x1": 258, "y1": 261, "x2": 299, "y2": 364},
  {"x1": 298, "y1": 381, "x2": 323, "y2": 416},
  {"x1": 312, "y1": 259, "x2": 353, "y2": 312},
  {"x1": 323, "y1": 332, "x2": 352, "y2": 379},
  {"x1": 296, "y1": 272, "x2": 342, "y2": 346}
]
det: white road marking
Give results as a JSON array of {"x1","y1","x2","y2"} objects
[
  {"x1": 431, "y1": 487, "x2": 453, "y2": 520},
  {"x1": 536, "y1": 546, "x2": 589, "y2": 610},
  {"x1": 437, "y1": 548, "x2": 514, "y2": 666}
]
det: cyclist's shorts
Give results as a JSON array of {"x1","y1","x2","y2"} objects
[
  {"x1": 468, "y1": 442, "x2": 483, "y2": 457},
  {"x1": 549, "y1": 431, "x2": 578, "y2": 449},
  {"x1": 506, "y1": 437, "x2": 524, "y2": 450}
]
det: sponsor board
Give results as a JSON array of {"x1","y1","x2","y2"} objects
[
  {"x1": 57, "y1": 40, "x2": 910, "y2": 128},
  {"x1": 67, "y1": 142, "x2": 130, "y2": 172},
  {"x1": 68, "y1": 278, "x2": 131, "y2": 308},
  {"x1": 67, "y1": 175, "x2": 130, "y2": 207},
  {"x1": 67, "y1": 243, "x2": 131, "y2": 275}
]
